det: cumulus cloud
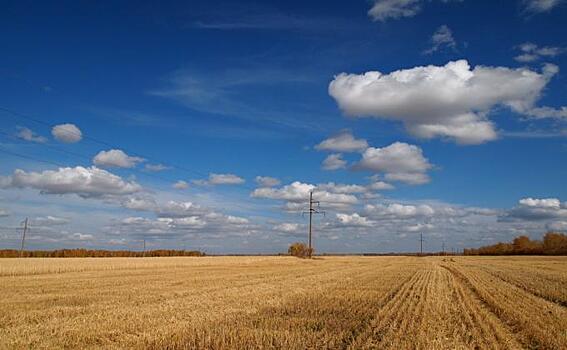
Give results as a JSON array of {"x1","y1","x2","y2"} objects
[
  {"x1": 315, "y1": 130, "x2": 368, "y2": 153},
  {"x1": 365, "y1": 203, "x2": 436, "y2": 219},
  {"x1": 368, "y1": 180, "x2": 395, "y2": 191},
  {"x1": 322, "y1": 153, "x2": 347, "y2": 170},
  {"x1": 251, "y1": 181, "x2": 358, "y2": 210},
  {"x1": 424, "y1": 25, "x2": 457, "y2": 54},
  {"x1": 173, "y1": 180, "x2": 189, "y2": 190},
  {"x1": 329, "y1": 60, "x2": 562, "y2": 144},
  {"x1": 368, "y1": 0, "x2": 421, "y2": 22},
  {"x1": 114, "y1": 199, "x2": 254, "y2": 240},
  {"x1": 501, "y1": 197, "x2": 567, "y2": 221},
  {"x1": 515, "y1": 42, "x2": 564, "y2": 62},
  {"x1": 255, "y1": 176, "x2": 281, "y2": 187},
  {"x1": 195, "y1": 173, "x2": 245, "y2": 186},
  {"x1": 336, "y1": 213, "x2": 375, "y2": 227},
  {"x1": 121, "y1": 196, "x2": 158, "y2": 211},
  {"x1": 51, "y1": 123, "x2": 82, "y2": 143},
  {"x1": 16, "y1": 127, "x2": 47, "y2": 143},
  {"x1": 2, "y1": 166, "x2": 142, "y2": 198},
  {"x1": 523, "y1": 0, "x2": 563, "y2": 13},
  {"x1": 354, "y1": 142, "x2": 432, "y2": 185},
  {"x1": 93, "y1": 149, "x2": 145, "y2": 168}
]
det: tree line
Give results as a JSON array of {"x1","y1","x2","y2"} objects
[
  {"x1": 0, "y1": 248, "x2": 204, "y2": 258},
  {"x1": 464, "y1": 232, "x2": 567, "y2": 255}
]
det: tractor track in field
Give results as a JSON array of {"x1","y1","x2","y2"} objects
[
  {"x1": 475, "y1": 265, "x2": 567, "y2": 308},
  {"x1": 441, "y1": 263, "x2": 567, "y2": 350}
]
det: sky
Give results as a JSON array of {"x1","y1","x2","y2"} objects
[{"x1": 1, "y1": 0, "x2": 566, "y2": 254}]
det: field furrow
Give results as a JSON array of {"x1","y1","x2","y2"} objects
[
  {"x1": 351, "y1": 261, "x2": 521, "y2": 349},
  {"x1": 443, "y1": 262, "x2": 567, "y2": 349}
]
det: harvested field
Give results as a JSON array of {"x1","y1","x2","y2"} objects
[{"x1": 0, "y1": 256, "x2": 566, "y2": 349}]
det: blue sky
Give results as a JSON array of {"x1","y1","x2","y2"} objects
[{"x1": 1, "y1": 0, "x2": 566, "y2": 253}]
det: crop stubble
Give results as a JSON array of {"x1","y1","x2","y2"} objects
[{"x1": 0, "y1": 256, "x2": 565, "y2": 349}]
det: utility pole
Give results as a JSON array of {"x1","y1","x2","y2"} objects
[
  {"x1": 303, "y1": 191, "x2": 324, "y2": 259},
  {"x1": 143, "y1": 239, "x2": 146, "y2": 257},
  {"x1": 419, "y1": 233, "x2": 424, "y2": 256},
  {"x1": 19, "y1": 218, "x2": 28, "y2": 258},
  {"x1": 442, "y1": 241, "x2": 445, "y2": 255}
]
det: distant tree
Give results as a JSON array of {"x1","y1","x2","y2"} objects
[
  {"x1": 464, "y1": 232, "x2": 567, "y2": 256},
  {"x1": 543, "y1": 232, "x2": 567, "y2": 255},
  {"x1": 288, "y1": 242, "x2": 313, "y2": 258}
]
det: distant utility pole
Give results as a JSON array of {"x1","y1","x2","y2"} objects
[
  {"x1": 442, "y1": 241, "x2": 445, "y2": 255},
  {"x1": 19, "y1": 218, "x2": 28, "y2": 258},
  {"x1": 303, "y1": 191, "x2": 324, "y2": 259},
  {"x1": 419, "y1": 233, "x2": 424, "y2": 255},
  {"x1": 143, "y1": 239, "x2": 146, "y2": 257}
]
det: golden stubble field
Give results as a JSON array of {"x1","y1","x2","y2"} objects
[{"x1": 0, "y1": 256, "x2": 566, "y2": 349}]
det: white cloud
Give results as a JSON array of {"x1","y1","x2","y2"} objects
[
  {"x1": 527, "y1": 106, "x2": 567, "y2": 119},
  {"x1": 315, "y1": 130, "x2": 368, "y2": 152},
  {"x1": 329, "y1": 60, "x2": 561, "y2": 144},
  {"x1": 368, "y1": 0, "x2": 421, "y2": 22},
  {"x1": 3, "y1": 166, "x2": 142, "y2": 198},
  {"x1": 523, "y1": 0, "x2": 563, "y2": 13},
  {"x1": 317, "y1": 182, "x2": 368, "y2": 194},
  {"x1": 273, "y1": 222, "x2": 302, "y2": 233},
  {"x1": 354, "y1": 142, "x2": 432, "y2": 185},
  {"x1": 155, "y1": 200, "x2": 206, "y2": 218},
  {"x1": 114, "y1": 198, "x2": 255, "y2": 239},
  {"x1": 368, "y1": 180, "x2": 395, "y2": 191},
  {"x1": 424, "y1": 25, "x2": 457, "y2": 54},
  {"x1": 16, "y1": 127, "x2": 47, "y2": 143},
  {"x1": 144, "y1": 164, "x2": 170, "y2": 172},
  {"x1": 93, "y1": 149, "x2": 145, "y2": 168},
  {"x1": 515, "y1": 42, "x2": 564, "y2": 62},
  {"x1": 365, "y1": 203, "x2": 436, "y2": 218},
  {"x1": 32, "y1": 216, "x2": 70, "y2": 226},
  {"x1": 502, "y1": 197, "x2": 567, "y2": 221},
  {"x1": 367, "y1": 0, "x2": 462, "y2": 22},
  {"x1": 51, "y1": 123, "x2": 82, "y2": 143},
  {"x1": 322, "y1": 153, "x2": 347, "y2": 170},
  {"x1": 122, "y1": 196, "x2": 158, "y2": 211},
  {"x1": 336, "y1": 213, "x2": 374, "y2": 227},
  {"x1": 255, "y1": 176, "x2": 281, "y2": 187},
  {"x1": 70, "y1": 233, "x2": 93, "y2": 240},
  {"x1": 519, "y1": 197, "x2": 561, "y2": 208},
  {"x1": 251, "y1": 181, "x2": 358, "y2": 209},
  {"x1": 173, "y1": 180, "x2": 189, "y2": 190},
  {"x1": 196, "y1": 173, "x2": 245, "y2": 186}
]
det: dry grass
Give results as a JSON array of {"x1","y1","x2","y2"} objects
[{"x1": 0, "y1": 256, "x2": 566, "y2": 349}]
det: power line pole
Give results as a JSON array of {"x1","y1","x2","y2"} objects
[
  {"x1": 143, "y1": 239, "x2": 146, "y2": 257},
  {"x1": 19, "y1": 218, "x2": 28, "y2": 258},
  {"x1": 419, "y1": 233, "x2": 424, "y2": 256},
  {"x1": 303, "y1": 191, "x2": 324, "y2": 259},
  {"x1": 442, "y1": 241, "x2": 445, "y2": 255}
]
